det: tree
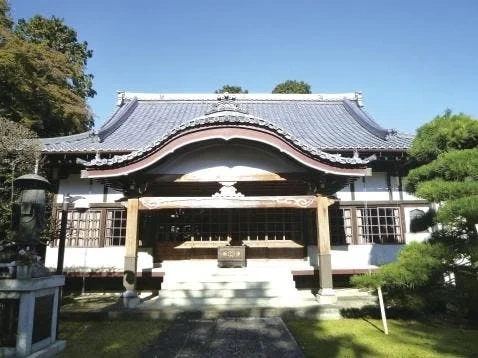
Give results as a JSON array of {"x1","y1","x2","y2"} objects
[
  {"x1": 406, "y1": 112, "x2": 478, "y2": 225},
  {"x1": 0, "y1": 1, "x2": 94, "y2": 137},
  {"x1": 0, "y1": 0, "x2": 12, "y2": 29},
  {"x1": 272, "y1": 80, "x2": 311, "y2": 94},
  {"x1": 0, "y1": 118, "x2": 41, "y2": 241},
  {"x1": 352, "y1": 111, "x2": 478, "y2": 319},
  {"x1": 15, "y1": 15, "x2": 96, "y2": 99},
  {"x1": 215, "y1": 85, "x2": 248, "y2": 94}
]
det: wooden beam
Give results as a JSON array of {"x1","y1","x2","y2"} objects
[
  {"x1": 138, "y1": 195, "x2": 318, "y2": 210},
  {"x1": 175, "y1": 172, "x2": 286, "y2": 182},
  {"x1": 316, "y1": 196, "x2": 335, "y2": 254}
]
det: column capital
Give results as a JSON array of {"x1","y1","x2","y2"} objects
[{"x1": 315, "y1": 195, "x2": 336, "y2": 207}]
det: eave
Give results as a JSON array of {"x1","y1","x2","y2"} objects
[{"x1": 80, "y1": 125, "x2": 372, "y2": 179}]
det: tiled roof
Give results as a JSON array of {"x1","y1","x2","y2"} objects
[{"x1": 42, "y1": 93, "x2": 413, "y2": 158}]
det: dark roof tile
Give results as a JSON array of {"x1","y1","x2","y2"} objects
[{"x1": 42, "y1": 93, "x2": 413, "y2": 158}]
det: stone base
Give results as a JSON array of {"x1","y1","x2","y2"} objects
[
  {"x1": 122, "y1": 290, "x2": 140, "y2": 308},
  {"x1": 316, "y1": 288, "x2": 337, "y2": 305},
  {"x1": 25, "y1": 340, "x2": 66, "y2": 358}
]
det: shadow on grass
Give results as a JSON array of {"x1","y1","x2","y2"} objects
[
  {"x1": 58, "y1": 319, "x2": 169, "y2": 358},
  {"x1": 340, "y1": 305, "x2": 421, "y2": 320},
  {"x1": 388, "y1": 319, "x2": 478, "y2": 358},
  {"x1": 286, "y1": 318, "x2": 374, "y2": 358},
  {"x1": 361, "y1": 318, "x2": 384, "y2": 333},
  {"x1": 337, "y1": 305, "x2": 478, "y2": 358}
]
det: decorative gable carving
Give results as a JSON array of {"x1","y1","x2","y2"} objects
[
  {"x1": 213, "y1": 182, "x2": 244, "y2": 198},
  {"x1": 205, "y1": 93, "x2": 248, "y2": 115}
]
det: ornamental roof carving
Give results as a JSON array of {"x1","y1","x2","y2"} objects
[{"x1": 205, "y1": 93, "x2": 248, "y2": 115}]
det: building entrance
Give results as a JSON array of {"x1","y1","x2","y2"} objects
[{"x1": 139, "y1": 209, "x2": 315, "y2": 261}]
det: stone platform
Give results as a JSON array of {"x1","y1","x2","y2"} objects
[{"x1": 59, "y1": 259, "x2": 376, "y2": 321}]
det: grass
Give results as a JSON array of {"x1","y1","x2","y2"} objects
[
  {"x1": 56, "y1": 292, "x2": 477, "y2": 358},
  {"x1": 57, "y1": 319, "x2": 169, "y2": 358},
  {"x1": 286, "y1": 318, "x2": 478, "y2": 358}
]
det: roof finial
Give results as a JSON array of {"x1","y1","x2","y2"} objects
[
  {"x1": 116, "y1": 91, "x2": 125, "y2": 107},
  {"x1": 355, "y1": 91, "x2": 363, "y2": 107}
]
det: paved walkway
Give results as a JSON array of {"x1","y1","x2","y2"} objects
[{"x1": 139, "y1": 316, "x2": 305, "y2": 358}]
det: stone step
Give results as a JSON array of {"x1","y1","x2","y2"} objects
[
  {"x1": 156, "y1": 261, "x2": 306, "y2": 311},
  {"x1": 162, "y1": 273, "x2": 295, "y2": 281},
  {"x1": 334, "y1": 288, "x2": 374, "y2": 297},
  {"x1": 337, "y1": 296, "x2": 377, "y2": 309},
  {"x1": 337, "y1": 294, "x2": 376, "y2": 301},
  {"x1": 156, "y1": 288, "x2": 300, "y2": 299},
  {"x1": 162, "y1": 279, "x2": 294, "y2": 286},
  {"x1": 154, "y1": 296, "x2": 305, "y2": 307},
  {"x1": 163, "y1": 271, "x2": 293, "y2": 281},
  {"x1": 161, "y1": 281, "x2": 296, "y2": 290},
  {"x1": 135, "y1": 303, "x2": 342, "y2": 320}
]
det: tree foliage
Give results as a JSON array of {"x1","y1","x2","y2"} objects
[
  {"x1": 351, "y1": 236, "x2": 477, "y2": 316},
  {"x1": 351, "y1": 242, "x2": 451, "y2": 290},
  {"x1": 15, "y1": 15, "x2": 96, "y2": 99},
  {"x1": 406, "y1": 112, "x2": 478, "y2": 225},
  {"x1": 0, "y1": 0, "x2": 12, "y2": 29},
  {"x1": 408, "y1": 111, "x2": 478, "y2": 164},
  {"x1": 272, "y1": 80, "x2": 311, "y2": 94},
  {"x1": 352, "y1": 111, "x2": 478, "y2": 319},
  {"x1": 0, "y1": 118, "x2": 42, "y2": 239},
  {"x1": 0, "y1": 1, "x2": 94, "y2": 137},
  {"x1": 214, "y1": 85, "x2": 248, "y2": 94}
]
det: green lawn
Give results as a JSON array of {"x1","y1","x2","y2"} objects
[
  {"x1": 56, "y1": 317, "x2": 478, "y2": 357},
  {"x1": 286, "y1": 318, "x2": 478, "y2": 358},
  {"x1": 57, "y1": 319, "x2": 169, "y2": 358}
]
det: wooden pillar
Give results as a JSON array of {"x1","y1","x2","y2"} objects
[
  {"x1": 316, "y1": 195, "x2": 337, "y2": 304},
  {"x1": 123, "y1": 198, "x2": 139, "y2": 297}
]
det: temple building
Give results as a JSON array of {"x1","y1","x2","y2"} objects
[{"x1": 41, "y1": 91, "x2": 430, "y2": 301}]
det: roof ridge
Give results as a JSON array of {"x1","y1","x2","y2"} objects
[
  {"x1": 118, "y1": 91, "x2": 364, "y2": 104},
  {"x1": 41, "y1": 131, "x2": 91, "y2": 146},
  {"x1": 343, "y1": 99, "x2": 394, "y2": 140},
  {"x1": 96, "y1": 98, "x2": 139, "y2": 141}
]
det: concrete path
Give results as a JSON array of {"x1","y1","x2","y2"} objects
[{"x1": 139, "y1": 316, "x2": 304, "y2": 358}]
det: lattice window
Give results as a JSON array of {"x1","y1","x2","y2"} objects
[
  {"x1": 356, "y1": 207, "x2": 403, "y2": 244},
  {"x1": 240, "y1": 209, "x2": 302, "y2": 241},
  {"x1": 56, "y1": 210, "x2": 101, "y2": 247},
  {"x1": 105, "y1": 209, "x2": 127, "y2": 246},
  {"x1": 155, "y1": 209, "x2": 303, "y2": 242},
  {"x1": 329, "y1": 207, "x2": 353, "y2": 245}
]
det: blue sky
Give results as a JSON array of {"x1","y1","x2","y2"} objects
[{"x1": 9, "y1": 0, "x2": 478, "y2": 133}]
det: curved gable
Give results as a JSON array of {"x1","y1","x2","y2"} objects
[{"x1": 81, "y1": 120, "x2": 372, "y2": 179}]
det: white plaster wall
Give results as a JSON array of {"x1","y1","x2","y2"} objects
[
  {"x1": 56, "y1": 173, "x2": 123, "y2": 204},
  {"x1": 390, "y1": 175, "x2": 401, "y2": 201},
  {"x1": 147, "y1": 143, "x2": 307, "y2": 178},
  {"x1": 335, "y1": 184, "x2": 352, "y2": 201},
  {"x1": 402, "y1": 190, "x2": 423, "y2": 201},
  {"x1": 45, "y1": 246, "x2": 153, "y2": 271},
  {"x1": 335, "y1": 173, "x2": 426, "y2": 203},
  {"x1": 354, "y1": 172, "x2": 389, "y2": 201},
  {"x1": 403, "y1": 206, "x2": 432, "y2": 243},
  {"x1": 308, "y1": 244, "x2": 404, "y2": 269}
]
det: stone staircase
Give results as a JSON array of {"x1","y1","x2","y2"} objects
[
  {"x1": 139, "y1": 260, "x2": 342, "y2": 319},
  {"x1": 155, "y1": 261, "x2": 302, "y2": 309}
]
